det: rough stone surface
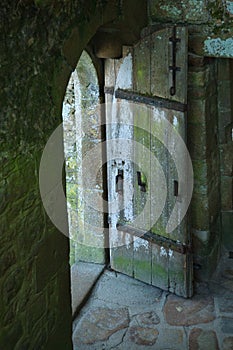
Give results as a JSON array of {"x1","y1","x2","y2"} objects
[
  {"x1": 223, "y1": 337, "x2": 233, "y2": 350},
  {"x1": 217, "y1": 296, "x2": 233, "y2": 313},
  {"x1": 71, "y1": 262, "x2": 104, "y2": 315},
  {"x1": 93, "y1": 270, "x2": 163, "y2": 309},
  {"x1": 160, "y1": 329, "x2": 184, "y2": 349},
  {"x1": 189, "y1": 328, "x2": 219, "y2": 350},
  {"x1": 221, "y1": 317, "x2": 233, "y2": 334},
  {"x1": 129, "y1": 326, "x2": 159, "y2": 345},
  {"x1": 1, "y1": 0, "x2": 233, "y2": 348},
  {"x1": 73, "y1": 307, "x2": 129, "y2": 344},
  {"x1": 72, "y1": 262, "x2": 233, "y2": 349},
  {"x1": 163, "y1": 294, "x2": 215, "y2": 326},
  {"x1": 135, "y1": 311, "x2": 160, "y2": 327}
]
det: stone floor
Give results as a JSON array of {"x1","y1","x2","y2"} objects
[
  {"x1": 72, "y1": 252, "x2": 233, "y2": 349},
  {"x1": 71, "y1": 262, "x2": 105, "y2": 315}
]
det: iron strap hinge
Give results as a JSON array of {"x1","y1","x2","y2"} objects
[
  {"x1": 115, "y1": 89, "x2": 187, "y2": 112},
  {"x1": 169, "y1": 26, "x2": 181, "y2": 96},
  {"x1": 116, "y1": 223, "x2": 192, "y2": 255}
]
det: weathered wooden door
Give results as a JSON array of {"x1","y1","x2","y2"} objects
[{"x1": 105, "y1": 27, "x2": 193, "y2": 298}]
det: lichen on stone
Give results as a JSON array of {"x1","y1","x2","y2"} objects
[{"x1": 204, "y1": 37, "x2": 233, "y2": 57}]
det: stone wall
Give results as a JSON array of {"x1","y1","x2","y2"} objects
[
  {"x1": 218, "y1": 59, "x2": 233, "y2": 250},
  {"x1": 188, "y1": 56, "x2": 221, "y2": 280},
  {"x1": 0, "y1": 0, "x2": 232, "y2": 347},
  {"x1": 148, "y1": 0, "x2": 233, "y2": 282},
  {"x1": 0, "y1": 1, "x2": 126, "y2": 348}
]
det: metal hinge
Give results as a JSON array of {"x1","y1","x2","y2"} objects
[
  {"x1": 116, "y1": 223, "x2": 192, "y2": 255},
  {"x1": 169, "y1": 26, "x2": 181, "y2": 96}
]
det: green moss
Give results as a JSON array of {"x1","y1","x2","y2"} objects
[
  {"x1": 134, "y1": 259, "x2": 150, "y2": 271},
  {"x1": 151, "y1": 220, "x2": 170, "y2": 239},
  {"x1": 113, "y1": 254, "x2": 133, "y2": 273},
  {"x1": 76, "y1": 243, "x2": 105, "y2": 264},
  {"x1": 152, "y1": 263, "x2": 167, "y2": 279}
]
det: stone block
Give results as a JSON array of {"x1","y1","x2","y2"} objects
[
  {"x1": 149, "y1": 0, "x2": 209, "y2": 23},
  {"x1": 163, "y1": 294, "x2": 215, "y2": 326},
  {"x1": 156, "y1": 328, "x2": 185, "y2": 349},
  {"x1": 128, "y1": 326, "x2": 159, "y2": 346},
  {"x1": 188, "y1": 68, "x2": 209, "y2": 88},
  {"x1": 220, "y1": 144, "x2": 233, "y2": 176},
  {"x1": 206, "y1": 129, "x2": 218, "y2": 159},
  {"x1": 189, "y1": 328, "x2": 219, "y2": 350},
  {"x1": 221, "y1": 176, "x2": 233, "y2": 210},
  {"x1": 191, "y1": 193, "x2": 209, "y2": 230},
  {"x1": 222, "y1": 211, "x2": 233, "y2": 250},
  {"x1": 221, "y1": 317, "x2": 233, "y2": 334},
  {"x1": 192, "y1": 160, "x2": 208, "y2": 193},
  {"x1": 187, "y1": 123, "x2": 207, "y2": 160},
  {"x1": 188, "y1": 34, "x2": 206, "y2": 56},
  {"x1": 188, "y1": 54, "x2": 206, "y2": 67},
  {"x1": 226, "y1": 1, "x2": 233, "y2": 17},
  {"x1": 188, "y1": 98, "x2": 206, "y2": 124},
  {"x1": 208, "y1": 183, "x2": 221, "y2": 220},
  {"x1": 73, "y1": 307, "x2": 129, "y2": 345},
  {"x1": 217, "y1": 295, "x2": 233, "y2": 313},
  {"x1": 223, "y1": 337, "x2": 233, "y2": 350},
  {"x1": 188, "y1": 85, "x2": 206, "y2": 99}
]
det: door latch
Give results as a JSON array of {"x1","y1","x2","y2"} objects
[
  {"x1": 116, "y1": 169, "x2": 124, "y2": 194},
  {"x1": 174, "y1": 180, "x2": 179, "y2": 197},
  {"x1": 137, "y1": 171, "x2": 147, "y2": 192}
]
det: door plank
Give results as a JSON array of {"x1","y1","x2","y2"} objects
[{"x1": 151, "y1": 244, "x2": 169, "y2": 291}]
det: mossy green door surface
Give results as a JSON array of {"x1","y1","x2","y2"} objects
[{"x1": 105, "y1": 27, "x2": 193, "y2": 298}]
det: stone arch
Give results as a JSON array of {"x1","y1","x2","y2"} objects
[{"x1": 0, "y1": 1, "x2": 147, "y2": 349}]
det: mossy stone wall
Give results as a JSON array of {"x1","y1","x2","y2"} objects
[{"x1": 0, "y1": 1, "x2": 122, "y2": 348}]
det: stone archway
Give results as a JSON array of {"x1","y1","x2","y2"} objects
[{"x1": 0, "y1": 1, "x2": 148, "y2": 349}]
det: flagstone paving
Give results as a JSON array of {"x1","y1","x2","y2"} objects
[{"x1": 72, "y1": 252, "x2": 233, "y2": 349}]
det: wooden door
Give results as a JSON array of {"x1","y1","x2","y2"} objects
[{"x1": 105, "y1": 27, "x2": 193, "y2": 298}]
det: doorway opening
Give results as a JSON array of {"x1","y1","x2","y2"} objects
[{"x1": 62, "y1": 51, "x2": 106, "y2": 314}]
